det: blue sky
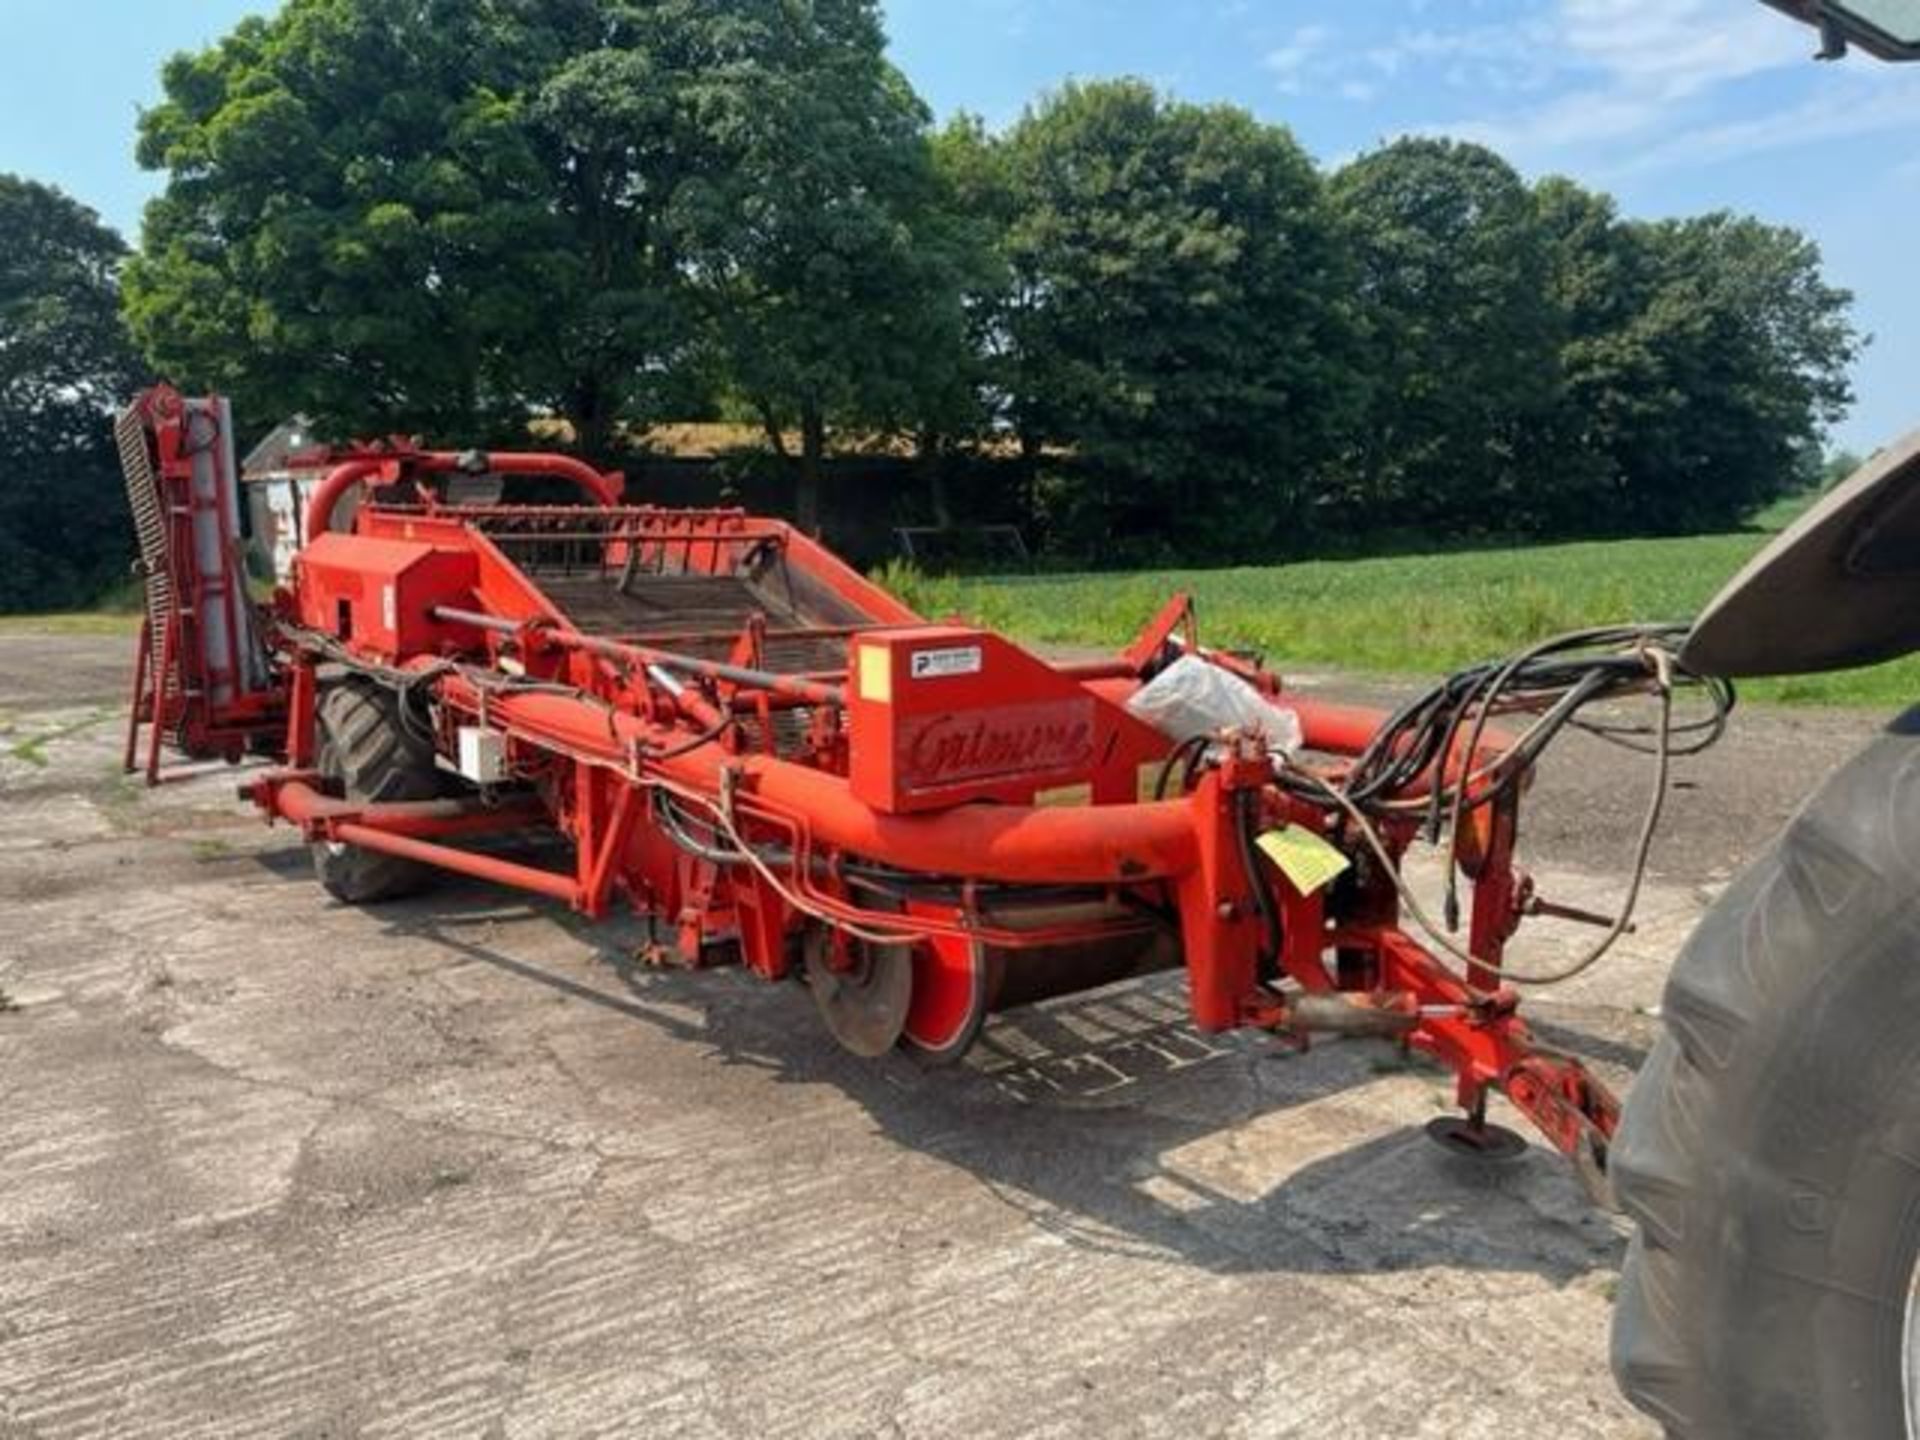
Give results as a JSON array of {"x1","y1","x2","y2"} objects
[{"x1": 3, "y1": 0, "x2": 1913, "y2": 452}]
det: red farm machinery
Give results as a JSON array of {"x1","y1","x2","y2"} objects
[{"x1": 116, "y1": 385, "x2": 1730, "y2": 1197}]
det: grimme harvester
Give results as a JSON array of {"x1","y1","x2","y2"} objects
[{"x1": 117, "y1": 383, "x2": 1729, "y2": 1194}]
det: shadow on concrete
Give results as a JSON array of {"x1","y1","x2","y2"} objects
[{"x1": 282, "y1": 860, "x2": 1631, "y2": 1289}]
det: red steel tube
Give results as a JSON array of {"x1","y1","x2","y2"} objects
[
  {"x1": 329, "y1": 820, "x2": 583, "y2": 906},
  {"x1": 421, "y1": 680, "x2": 1202, "y2": 885},
  {"x1": 305, "y1": 451, "x2": 624, "y2": 540},
  {"x1": 431, "y1": 605, "x2": 847, "y2": 710},
  {"x1": 305, "y1": 458, "x2": 389, "y2": 540},
  {"x1": 1289, "y1": 695, "x2": 1513, "y2": 797},
  {"x1": 725, "y1": 754, "x2": 1201, "y2": 885},
  {"x1": 562, "y1": 629, "x2": 845, "y2": 709},
  {"x1": 270, "y1": 779, "x2": 549, "y2": 839}
]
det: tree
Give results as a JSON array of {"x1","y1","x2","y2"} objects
[
  {"x1": 1619, "y1": 212, "x2": 1857, "y2": 530},
  {"x1": 1534, "y1": 175, "x2": 1859, "y2": 534},
  {"x1": 928, "y1": 113, "x2": 1028, "y2": 449},
  {"x1": 125, "y1": 0, "x2": 698, "y2": 455},
  {"x1": 994, "y1": 80, "x2": 1359, "y2": 560},
  {"x1": 1530, "y1": 174, "x2": 1660, "y2": 532},
  {"x1": 659, "y1": 0, "x2": 972, "y2": 532},
  {"x1": 1330, "y1": 139, "x2": 1563, "y2": 533},
  {"x1": 1822, "y1": 447, "x2": 1864, "y2": 489},
  {"x1": 0, "y1": 176, "x2": 145, "y2": 611}
]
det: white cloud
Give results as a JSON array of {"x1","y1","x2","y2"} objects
[
  {"x1": 1614, "y1": 72, "x2": 1920, "y2": 173},
  {"x1": 1366, "y1": 17, "x2": 1563, "y2": 95},
  {"x1": 1558, "y1": 0, "x2": 1807, "y2": 97},
  {"x1": 1264, "y1": 23, "x2": 1332, "y2": 94},
  {"x1": 1373, "y1": 0, "x2": 1803, "y2": 99},
  {"x1": 1406, "y1": 0, "x2": 1898, "y2": 172},
  {"x1": 1439, "y1": 87, "x2": 1667, "y2": 153},
  {"x1": 1246, "y1": 0, "x2": 1892, "y2": 175}
]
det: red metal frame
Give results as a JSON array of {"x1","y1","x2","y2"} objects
[
  {"x1": 119, "y1": 388, "x2": 284, "y2": 784},
  {"x1": 119, "y1": 398, "x2": 1620, "y2": 1181}
]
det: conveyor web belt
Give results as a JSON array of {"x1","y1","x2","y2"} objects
[
  {"x1": 535, "y1": 572, "x2": 855, "y2": 676},
  {"x1": 116, "y1": 403, "x2": 184, "y2": 728}
]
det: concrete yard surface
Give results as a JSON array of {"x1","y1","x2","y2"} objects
[{"x1": 0, "y1": 634, "x2": 1887, "y2": 1438}]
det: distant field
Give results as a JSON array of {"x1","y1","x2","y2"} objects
[
  {"x1": 7, "y1": 490, "x2": 1910, "y2": 707},
  {"x1": 0, "y1": 611, "x2": 139, "y2": 637},
  {"x1": 889, "y1": 522, "x2": 1917, "y2": 709}
]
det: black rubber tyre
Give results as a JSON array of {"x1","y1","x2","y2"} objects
[
  {"x1": 310, "y1": 678, "x2": 444, "y2": 904},
  {"x1": 1612, "y1": 706, "x2": 1920, "y2": 1438}
]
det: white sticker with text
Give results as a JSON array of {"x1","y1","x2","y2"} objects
[{"x1": 910, "y1": 645, "x2": 983, "y2": 680}]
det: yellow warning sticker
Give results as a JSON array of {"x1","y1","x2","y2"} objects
[
  {"x1": 1256, "y1": 825, "x2": 1351, "y2": 896},
  {"x1": 1034, "y1": 781, "x2": 1093, "y2": 808},
  {"x1": 857, "y1": 645, "x2": 892, "y2": 703},
  {"x1": 1136, "y1": 760, "x2": 1165, "y2": 803}
]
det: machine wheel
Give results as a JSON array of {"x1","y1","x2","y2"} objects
[
  {"x1": 1611, "y1": 707, "x2": 1920, "y2": 1439},
  {"x1": 802, "y1": 927, "x2": 914, "y2": 1058},
  {"x1": 310, "y1": 678, "x2": 444, "y2": 904}
]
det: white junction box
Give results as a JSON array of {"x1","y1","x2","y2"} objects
[{"x1": 456, "y1": 726, "x2": 509, "y2": 785}]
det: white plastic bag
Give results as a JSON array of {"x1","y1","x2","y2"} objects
[{"x1": 1125, "y1": 654, "x2": 1302, "y2": 756}]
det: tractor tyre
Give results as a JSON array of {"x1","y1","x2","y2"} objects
[
  {"x1": 1611, "y1": 706, "x2": 1920, "y2": 1438},
  {"x1": 311, "y1": 677, "x2": 444, "y2": 904}
]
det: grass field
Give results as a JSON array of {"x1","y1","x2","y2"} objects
[
  {"x1": 6, "y1": 492, "x2": 1910, "y2": 707},
  {"x1": 0, "y1": 610, "x2": 140, "y2": 637},
  {"x1": 886, "y1": 520, "x2": 1916, "y2": 708},
  {"x1": 0, "y1": 577, "x2": 142, "y2": 637}
]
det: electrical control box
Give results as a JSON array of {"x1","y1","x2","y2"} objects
[{"x1": 456, "y1": 726, "x2": 509, "y2": 785}]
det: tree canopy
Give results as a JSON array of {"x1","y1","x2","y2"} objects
[
  {"x1": 1530, "y1": 175, "x2": 1859, "y2": 535},
  {"x1": 124, "y1": 0, "x2": 968, "y2": 522},
  {"x1": 125, "y1": 1, "x2": 656, "y2": 447},
  {"x1": 974, "y1": 81, "x2": 1358, "y2": 561},
  {"x1": 654, "y1": 0, "x2": 968, "y2": 530},
  {"x1": 1330, "y1": 139, "x2": 1564, "y2": 531},
  {"x1": 0, "y1": 175, "x2": 145, "y2": 610},
  {"x1": 90, "y1": 5, "x2": 1866, "y2": 582}
]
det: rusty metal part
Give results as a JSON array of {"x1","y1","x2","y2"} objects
[
  {"x1": 803, "y1": 927, "x2": 914, "y2": 1058},
  {"x1": 1424, "y1": 1116, "x2": 1530, "y2": 1163},
  {"x1": 1284, "y1": 991, "x2": 1421, "y2": 1038}
]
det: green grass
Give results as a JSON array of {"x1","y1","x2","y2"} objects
[
  {"x1": 7, "y1": 738, "x2": 50, "y2": 767},
  {"x1": 0, "y1": 611, "x2": 140, "y2": 636},
  {"x1": 4, "y1": 502, "x2": 1902, "y2": 707},
  {"x1": 884, "y1": 526, "x2": 1918, "y2": 708},
  {"x1": 3, "y1": 710, "x2": 113, "y2": 769},
  {"x1": 0, "y1": 576, "x2": 145, "y2": 636},
  {"x1": 1748, "y1": 487, "x2": 1824, "y2": 533}
]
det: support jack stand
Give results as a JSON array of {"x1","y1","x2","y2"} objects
[{"x1": 1425, "y1": 1109, "x2": 1529, "y2": 1164}]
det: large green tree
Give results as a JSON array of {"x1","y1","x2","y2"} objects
[
  {"x1": 0, "y1": 176, "x2": 145, "y2": 611},
  {"x1": 125, "y1": 0, "x2": 764, "y2": 455},
  {"x1": 1329, "y1": 138, "x2": 1564, "y2": 532},
  {"x1": 993, "y1": 80, "x2": 1359, "y2": 560},
  {"x1": 127, "y1": 0, "x2": 971, "y2": 522},
  {"x1": 657, "y1": 0, "x2": 973, "y2": 531},
  {"x1": 1621, "y1": 213, "x2": 1856, "y2": 531},
  {"x1": 127, "y1": 2, "x2": 574, "y2": 444},
  {"x1": 1535, "y1": 176, "x2": 1859, "y2": 533}
]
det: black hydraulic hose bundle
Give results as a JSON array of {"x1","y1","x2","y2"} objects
[
  {"x1": 1312, "y1": 624, "x2": 1734, "y2": 824},
  {"x1": 1271, "y1": 624, "x2": 1734, "y2": 987}
]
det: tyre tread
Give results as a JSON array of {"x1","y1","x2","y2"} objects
[
  {"x1": 312, "y1": 679, "x2": 442, "y2": 904},
  {"x1": 1612, "y1": 708, "x2": 1920, "y2": 1438}
]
